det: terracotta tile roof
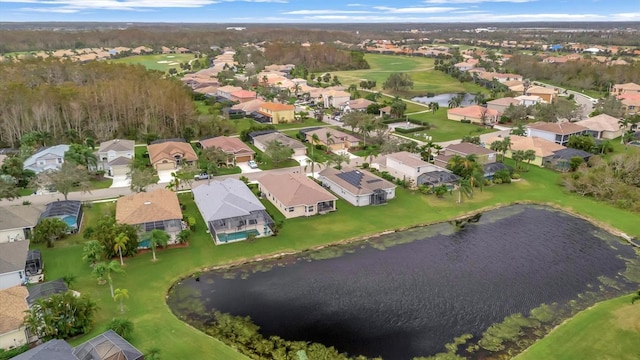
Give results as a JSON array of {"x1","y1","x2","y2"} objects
[
  {"x1": 447, "y1": 105, "x2": 501, "y2": 118},
  {"x1": 346, "y1": 98, "x2": 374, "y2": 110},
  {"x1": 322, "y1": 89, "x2": 350, "y2": 98},
  {"x1": 116, "y1": 189, "x2": 182, "y2": 225},
  {"x1": 252, "y1": 132, "x2": 306, "y2": 150},
  {"x1": 257, "y1": 173, "x2": 337, "y2": 207},
  {"x1": 386, "y1": 151, "x2": 429, "y2": 168},
  {"x1": 199, "y1": 136, "x2": 254, "y2": 155},
  {"x1": 526, "y1": 121, "x2": 588, "y2": 135},
  {"x1": 446, "y1": 142, "x2": 497, "y2": 156},
  {"x1": 230, "y1": 90, "x2": 257, "y2": 99},
  {"x1": 147, "y1": 141, "x2": 198, "y2": 165},
  {"x1": 487, "y1": 97, "x2": 519, "y2": 106},
  {"x1": 260, "y1": 102, "x2": 295, "y2": 111},
  {"x1": 217, "y1": 85, "x2": 242, "y2": 93},
  {"x1": 485, "y1": 135, "x2": 565, "y2": 158},
  {"x1": 0, "y1": 286, "x2": 29, "y2": 335},
  {"x1": 232, "y1": 98, "x2": 264, "y2": 113},
  {"x1": 614, "y1": 82, "x2": 640, "y2": 91},
  {"x1": 576, "y1": 114, "x2": 622, "y2": 133},
  {"x1": 526, "y1": 86, "x2": 558, "y2": 95},
  {"x1": 503, "y1": 80, "x2": 523, "y2": 87},
  {"x1": 305, "y1": 127, "x2": 360, "y2": 144}
]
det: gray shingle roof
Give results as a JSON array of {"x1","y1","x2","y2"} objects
[
  {"x1": 98, "y1": 139, "x2": 135, "y2": 153},
  {"x1": 11, "y1": 339, "x2": 75, "y2": 360},
  {"x1": 0, "y1": 205, "x2": 44, "y2": 231},
  {"x1": 0, "y1": 240, "x2": 29, "y2": 274},
  {"x1": 192, "y1": 178, "x2": 265, "y2": 222},
  {"x1": 27, "y1": 278, "x2": 68, "y2": 306},
  {"x1": 73, "y1": 330, "x2": 143, "y2": 360}
]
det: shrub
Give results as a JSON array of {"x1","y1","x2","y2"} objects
[
  {"x1": 362, "y1": 162, "x2": 369, "y2": 169},
  {"x1": 22, "y1": 200, "x2": 31, "y2": 205},
  {"x1": 460, "y1": 119, "x2": 472, "y2": 124},
  {"x1": 511, "y1": 173, "x2": 521, "y2": 179},
  {"x1": 108, "y1": 318, "x2": 134, "y2": 340},
  {"x1": 395, "y1": 126, "x2": 429, "y2": 134},
  {"x1": 493, "y1": 169, "x2": 512, "y2": 184}
]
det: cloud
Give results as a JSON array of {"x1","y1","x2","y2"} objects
[
  {"x1": 0, "y1": 0, "x2": 288, "y2": 12},
  {"x1": 423, "y1": 0, "x2": 534, "y2": 3},
  {"x1": 346, "y1": 3, "x2": 364, "y2": 6},
  {"x1": 282, "y1": 9, "x2": 373, "y2": 15},
  {"x1": 374, "y1": 6, "x2": 459, "y2": 13}
]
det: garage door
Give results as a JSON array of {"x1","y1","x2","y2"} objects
[
  {"x1": 111, "y1": 165, "x2": 129, "y2": 176},
  {"x1": 236, "y1": 155, "x2": 253, "y2": 163},
  {"x1": 155, "y1": 161, "x2": 176, "y2": 171}
]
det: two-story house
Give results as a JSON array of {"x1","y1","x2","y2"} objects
[
  {"x1": 258, "y1": 102, "x2": 295, "y2": 124},
  {"x1": 376, "y1": 151, "x2": 456, "y2": 188},
  {"x1": 23, "y1": 145, "x2": 69, "y2": 174},
  {"x1": 96, "y1": 139, "x2": 135, "y2": 176},
  {"x1": 526, "y1": 122, "x2": 588, "y2": 146},
  {"x1": 322, "y1": 89, "x2": 351, "y2": 108}
]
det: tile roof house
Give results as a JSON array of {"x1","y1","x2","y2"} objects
[
  {"x1": 318, "y1": 166, "x2": 396, "y2": 207},
  {"x1": 610, "y1": 82, "x2": 640, "y2": 96},
  {"x1": 486, "y1": 97, "x2": 519, "y2": 113},
  {"x1": 199, "y1": 136, "x2": 255, "y2": 164},
  {"x1": 376, "y1": 151, "x2": 456, "y2": 187},
  {"x1": 447, "y1": 105, "x2": 500, "y2": 125},
  {"x1": 24, "y1": 145, "x2": 70, "y2": 174},
  {"x1": 322, "y1": 89, "x2": 351, "y2": 108},
  {"x1": 305, "y1": 128, "x2": 361, "y2": 151},
  {"x1": 343, "y1": 98, "x2": 374, "y2": 112},
  {"x1": 485, "y1": 135, "x2": 565, "y2": 167},
  {"x1": 617, "y1": 93, "x2": 640, "y2": 116},
  {"x1": 0, "y1": 205, "x2": 44, "y2": 243},
  {"x1": 257, "y1": 173, "x2": 337, "y2": 218},
  {"x1": 231, "y1": 98, "x2": 265, "y2": 114},
  {"x1": 576, "y1": 114, "x2": 625, "y2": 140},
  {"x1": 216, "y1": 85, "x2": 243, "y2": 100},
  {"x1": 525, "y1": 86, "x2": 558, "y2": 103},
  {"x1": 192, "y1": 178, "x2": 274, "y2": 244},
  {"x1": 116, "y1": 189, "x2": 183, "y2": 244},
  {"x1": 514, "y1": 95, "x2": 542, "y2": 107},
  {"x1": 526, "y1": 122, "x2": 588, "y2": 145},
  {"x1": 0, "y1": 240, "x2": 29, "y2": 291},
  {"x1": 96, "y1": 139, "x2": 135, "y2": 176},
  {"x1": 0, "y1": 286, "x2": 29, "y2": 350},
  {"x1": 258, "y1": 102, "x2": 295, "y2": 124},
  {"x1": 251, "y1": 132, "x2": 307, "y2": 157},
  {"x1": 435, "y1": 142, "x2": 498, "y2": 167},
  {"x1": 147, "y1": 140, "x2": 198, "y2": 171},
  {"x1": 230, "y1": 89, "x2": 257, "y2": 103}
]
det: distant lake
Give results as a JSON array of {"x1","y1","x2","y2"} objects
[
  {"x1": 168, "y1": 205, "x2": 638, "y2": 359},
  {"x1": 412, "y1": 93, "x2": 475, "y2": 107}
]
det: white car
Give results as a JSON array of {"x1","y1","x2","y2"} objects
[{"x1": 248, "y1": 160, "x2": 258, "y2": 169}]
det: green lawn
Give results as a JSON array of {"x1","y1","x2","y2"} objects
[
  {"x1": 516, "y1": 293, "x2": 640, "y2": 360},
  {"x1": 330, "y1": 54, "x2": 487, "y2": 97},
  {"x1": 89, "y1": 178, "x2": 113, "y2": 190},
  {"x1": 401, "y1": 108, "x2": 494, "y2": 142},
  {"x1": 111, "y1": 54, "x2": 196, "y2": 73}
]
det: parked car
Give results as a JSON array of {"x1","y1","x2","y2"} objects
[
  {"x1": 248, "y1": 160, "x2": 258, "y2": 169},
  {"x1": 194, "y1": 173, "x2": 209, "y2": 180}
]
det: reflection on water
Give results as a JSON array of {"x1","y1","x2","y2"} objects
[
  {"x1": 168, "y1": 205, "x2": 637, "y2": 360},
  {"x1": 412, "y1": 93, "x2": 475, "y2": 107}
]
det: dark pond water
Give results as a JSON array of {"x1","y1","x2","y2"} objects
[
  {"x1": 167, "y1": 205, "x2": 637, "y2": 359},
  {"x1": 412, "y1": 92, "x2": 475, "y2": 107}
]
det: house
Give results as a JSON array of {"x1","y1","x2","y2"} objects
[
  {"x1": 318, "y1": 166, "x2": 396, "y2": 207},
  {"x1": 231, "y1": 98, "x2": 265, "y2": 115},
  {"x1": 485, "y1": 135, "x2": 565, "y2": 167},
  {"x1": 258, "y1": 102, "x2": 295, "y2": 124},
  {"x1": 454, "y1": 61, "x2": 476, "y2": 71},
  {"x1": 486, "y1": 97, "x2": 519, "y2": 113},
  {"x1": 305, "y1": 128, "x2": 361, "y2": 151},
  {"x1": 544, "y1": 148, "x2": 593, "y2": 172},
  {"x1": 116, "y1": 189, "x2": 183, "y2": 244},
  {"x1": 525, "y1": 86, "x2": 558, "y2": 103},
  {"x1": 252, "y1": 132, "x2": 306, "y2": 157},
  {"x1": 40, "y1": 200, "x2": 83, "y2": 234},
  {"x1": 23, "y1": 145, "x2": 70, "y2": 174},
  {"x1": 492, "y1": 73, "x2": 523, "y2": 83},
  {"x1": 257, "y1": 173, "x2": 337, "y2": 218},
  {"x1": 192, "y1": 178, "x2": 274, "y2": 244},
  {"x1": 12, "y1": 330, "x2": 143, "y2": 360},
  {"x1": 0, "y1": 241, "x2": 29, "y2": 291},
  {"x1": 230, "y1": 89, "x2": 257, "y2": 103},
  {"x1": 96, "y1": 139, "x2": 135, "y2": 176},
  {"x1": 322, "y1": 89, "x2": 351, "y2": 108},
  {"x1": 610, "y1": 82, "x2": 640, "y2": 96},
  {"x1": 0, "y1": 286, "x2": 29, "y2": 350},
  {"x1": 618, "y1": 93, "x2": 640, "y2": 116},
  {"x1": 526, "y1": 122, "x2": 588, "y2": 146},
  {"x1": 576, "y1": 114, "x2": 626, "y2": 140},
  {"x1": 26, "y1": 278, "x2": 69, "y2": 306},
  {"x1": 514, "y1": 95, "x2": 542, "y2": 107},
  {"x1": 435, "y1": 142, "x2": 498, "y2": 167},
  {"x1": 0, "y1": 205, "x2": 43, "y2": 243},
  {"x1": 199, "y1": 136, "x2": 255, "y2": 164},
  {"x1": 343, "y1": 98, "x2": 374, "y2": 113},
  {"x1": 147, "y1": 140, "x2": 198, "y2": 171},
  {"x1": 216, "y1": 85, "x2": 243, "y2": 100},
  {"x1": 447, "y1": 105, "x2": 500, "y2": 125},
  {"x1": 377, "y1": 151, "x2": 456, "y2": 187}
]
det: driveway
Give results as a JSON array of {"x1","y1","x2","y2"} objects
[
  {"x1": 237, "y1": 162, "x2": 262, "y2": 174},
  {"x1": 109, "y1": 175, "x2": 131, "y2": 188},
  {"x1": 293, "y1": 155, "x2": 311, "y2": 167},
  {"x1": 157, "y1": 170, "x2": 174, "y2": 184}
]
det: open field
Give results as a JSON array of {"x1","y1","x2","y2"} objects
[
  {"x1": 34, "y1": 157, "x2": 640, "y2": 359},
  {"x1": 111, "y1": 54, "x2": 195, "y2": 72},
  {"x1": 516, "y1": 293, "x2": 640, "y2": 360},
  {"x1": 330, "y1": 54, "x2": 487, "y2": 97}
]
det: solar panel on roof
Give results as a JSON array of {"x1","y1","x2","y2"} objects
[
  {"x1": 366, "y1": 179, "x2": 382, "y2": 183},
  {"x1": 336, "y1": 170, "x2": 364, "y2": 188}
]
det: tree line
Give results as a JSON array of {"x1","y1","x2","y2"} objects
[
  {"x1": 0, "y1": 59, "x2": 196, "y2": 147},
  {"x1": 264, "y1": 43, "x2": 369, "y2": 73}
]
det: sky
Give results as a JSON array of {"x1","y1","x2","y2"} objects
[{"x1": 0, "y1": 0, "x2": 639, "y2": 23}]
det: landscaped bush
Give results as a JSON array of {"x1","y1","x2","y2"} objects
[
  {"x1": 460, "y1": 119, "x2": 472, "y2": 124},
  {"x1": 395, "y1": 126, "x2": 429, "y2": 134},
  {"x1": 362, "y1": 162, "x2": 369, "y2": 169},
  {"x1": 0, "y1": 345, "x2": 29, "y2": 360},
  {"x1": 493, "y1": 169, "x2": 512, "y2": 184}
]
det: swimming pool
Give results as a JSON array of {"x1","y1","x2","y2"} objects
[
  {"x1": 217, "y1": 229, "x2": 260, "y2": 243},
  {"x1": 61, "y1": 215, "x2": 77, "y2": 229}
]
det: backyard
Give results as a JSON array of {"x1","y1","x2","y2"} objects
[{"x1": 33, "y1": 159, "x2": 640, "y2": 359}]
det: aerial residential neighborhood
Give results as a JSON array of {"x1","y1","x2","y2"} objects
[{"x1": 0, "y1": 4, "x2": 639, "y2": 360}]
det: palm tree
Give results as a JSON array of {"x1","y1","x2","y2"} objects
[
  {"x1": 310, "y1": 133, "x2": 320, "y2": 158},
  {"x1": 325, "y1": 131, "x2": 335, "y2": 152},
  {"x1": 512, "y1": 150, "x2": 526, "y2": 171},
  {"x1": 113, "y1": 233, "x2": 128, "y2": 266},
  {"x1": 108, "y1": 318, "x2": 134, "y2": 339},
  {"x1": 490, "y1": 140, "x2": 504, "y2": 162},
  {"x1": 148, "y1": 229, "x2": 169, "y2": 261},
  {"x1": 93, "y1": 260, "x2": 124, "y2": 298},
  {"x1": 304, "y1": 159, "x2": 317, "y2": 178},
  {"x1": 618, "y1": 118, "x2": 631, "y2": 144},
  {"x1": 82, "y1": 240, "x2": 104, "y2": 267},
  {"x1": 166, "y1": 172, "x2": 180, "y2": 192},
  {"x1": 524, "y1": 149, "x2": 536, "y2": 170},
  {"x1": 429, "y1": 101, "x2": 440, "y2": 115},
  {"x1": 457, "y1": 178, "x2": 474, "y2": 204},
  {"x1": 293, "y1": 83, "x2": 302, "y2": 97},
  {"x1": 85, "y1": 137, "x2": 96, "y2": 150},
  {"x1": 474, "y1": 93, "x2": 485, "y2": 105},
  {"x1": 113, "y1": 288, "x2": 129, "y2": 313},
  {"x1": 501, "y1": 137, "x2": 512, "y2": 161}
]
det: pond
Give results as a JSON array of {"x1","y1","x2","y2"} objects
[
  {"x1": 412, "y1": 93, "x2": 475, "y2": 107},
  {"x1": 167, "y1": 205, "x2": 639, "y2": 359}
]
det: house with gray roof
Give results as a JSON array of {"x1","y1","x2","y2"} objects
[
  {"x1": 376, "y1": 151, "x2": 456, "y2": 188},
  {"x1": 0, "y1": 240, "x2": 29, "y2": 291},
  {"x1": 252, "y1": 132, "x2": 307, "y2": 157},
  {"x1": 10, "y1": 339, "x2": 73, "y2": 360},
  {"x1": 23, "y1": 145, "x2": 70, "y2": 174},
  {"x1": 96, "y1": 139, "x2": 135, "y2": 176},
  {"x1": 0, "y1": 205, "x2": 44, "y2": 243},
  {"x1": 318, "y1": 166, "x2": 396, "y2": 207},
  {"x1": 192, "y1": 178, "x2": 274, "y2": 244}
]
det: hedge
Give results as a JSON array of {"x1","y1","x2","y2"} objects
[{"x1": 395, "y1": 126, "x2": 429, "y2": 134}]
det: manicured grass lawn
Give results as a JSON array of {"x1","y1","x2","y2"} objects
[
  {"x1": 111, "y1": 54, "x2": 196, "y2": 72},
  {"x1": 194, "y1": 100, "x2": 211, "y2": 115},
  {"x1": 89, "y1": 178, "x2": 113, "y2": 190},
  {"x1": 233, "y1": 117, "x2": 327, "y2": 135},
  {"x1": 330, "y1": 54, "x2": 487, "y2": 97},
  {"x1": 516, "y1": 293, "x2": 640, "y2": 360},
  {"x1": 35, "y1": 157, "x2": 640, "y2": 359},
  {"x1": 404, "y1": 109, "x2": 494, "y2": 142}
]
